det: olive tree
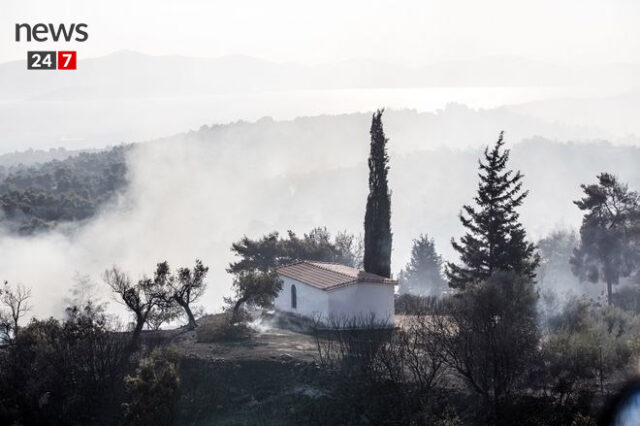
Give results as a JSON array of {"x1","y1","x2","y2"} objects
[
  {"x1": 168, "y1": 259, "x2": 209, "y2": 330},
  {"x1": 229, "y1": 269, "x2": 282, "y2": 323},
  {"x1": 104, "y1": 262, "x2": 172, "y2": 345}
]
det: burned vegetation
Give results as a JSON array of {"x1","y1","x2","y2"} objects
[{"x1": 0, "y1": 113, "x2": 640, "y2": 426}]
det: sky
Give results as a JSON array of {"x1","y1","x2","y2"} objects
[{"x1": 2, "y1": 0, "x2": 640, "y2": 66}]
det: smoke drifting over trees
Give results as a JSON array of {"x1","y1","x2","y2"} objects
[
  {"x1": 0, "y1": 110, "x2": 639, "y2": 319},
  {"x1": 397, "y1": 234, "x2": 446, "y2": 297},
  {"x1": 3, "y1": 1, "x2": 640, "y2": 422},
  {"x1": 0, "y1": 105, "x2": 638, "y2": 424}
]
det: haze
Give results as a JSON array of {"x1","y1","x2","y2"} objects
[
  {"x1": 1, "y1": 0, "x2": 640, "y2": 320},
  {"x1": 2, "y1": 0, "x2": 640, "y2": 66}
]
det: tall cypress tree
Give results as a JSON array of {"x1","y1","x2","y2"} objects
[
  {"x1": 446, "y1": 132, "x2": 539, "y2": 289},
  {"x1": 363, "y1": 109, "x2": 392, "y2": 278}
]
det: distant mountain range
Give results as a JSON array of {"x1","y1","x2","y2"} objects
[
  {"x1": 1, "y1": 51, "x2": 639, "y2": 101},
  {"x1": 2, "y1": 51, "x2": 640, "y2": 153}
]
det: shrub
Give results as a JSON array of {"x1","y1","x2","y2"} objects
[
  {"x1": 430, "y1": 272, "x2": 540, "y2": 418},
  {"x1": 123, "y1": 347, "x2": 180, "y2": 426},
  {"x1": 612, "y1": 285, "x2": 640, "y2": 314},
  {"x1": 541, "y1": 299, "x2": 640, "y2": 405},
  {"x1": 311, "y1": 314, "x2": 452, "y2": 424},
  {"x1": 0, "y1": 308, "x2": 129, "y2": 425},
  {"x1": 195, "y1": 313, "x2": 253, "y2": 343},
  {"x1": 394, "y1": 293, "x2": 441, "y2": 315}
]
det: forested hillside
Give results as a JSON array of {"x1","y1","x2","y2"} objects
[
  {"x1": 2, "y1": 105, "x2": 640, "y2": 248},
  {"x1": 0, "y1": 146, "x2": 129, "y2": 234},
  {"x1": 0, "y1": 147, "x2": 89, "y2": 168}
]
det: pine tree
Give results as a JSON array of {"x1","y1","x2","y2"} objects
[
  {"x1": 571, "y1": 173, "x2": 640, "y2": 305},
  {"x1": 446, "y1": 132, "x2": 539, "y2": 289},
  {"x1": 398, "y1": 234, "x2": 446, "y2": 296},
  {"x1": 363, "y1": 109, "x2": 392, "y2": 278}
]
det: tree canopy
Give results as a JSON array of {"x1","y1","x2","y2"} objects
[
  {"x1": 397, "y1": 234, "x2": 446, "y2": 296},
  {"x1": 169, "y1": 259, "x2": 209, "y2": 330},
  {"x1": 571, "y1": 173, "x2": 640, "y2": 304},
  {"x1": 104, "y1": 262, "x2": 173, "y2": 345},
  {"x1": 0, "y1": 146, "x2": 128, "y2": 234},
  {"x1": 228, "y1": 227, "x2": 362, "y2": 274},
  {"x1": 446, "y1": 132, "x2": 539, "y2": 289},
  {"x1": 363, "y1": 109, "x2": 392, "y2": 278},
  {"x1": 229, "y1": 269, "x2": 283, "y2": 322}
]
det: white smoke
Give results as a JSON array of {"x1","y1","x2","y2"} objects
[{"x1": 1, "y1": 111, "x2": 640, "y2": 321}]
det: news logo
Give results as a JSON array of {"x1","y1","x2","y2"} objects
[
  {"x1": 26, "y1": 51, "x2": 76, "y2": 70},
  {"x1": 15, "y1": 23, "x2": 88, "y2": 43},
  {"x1": 16, "y1": 23, "x2": 87, "y2": 71},
  {"x1": 58, "y1": 51, "x2": 77, "y2": 70},
  {"x1": 26, "y1": 51, "x2": 55, "y2": 70}
]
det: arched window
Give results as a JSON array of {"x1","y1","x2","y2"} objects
[{"x1": 291, "y1": 284, "x2": 297, "y2": 309}]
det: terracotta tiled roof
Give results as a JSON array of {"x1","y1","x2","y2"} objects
[{"x1": 276, "y1": 261, "x2": 396, "y2": 291}]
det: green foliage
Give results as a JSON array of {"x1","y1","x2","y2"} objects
[
  {"x1": 547, "y1": 297, "x2": 592, "y2": 334},
  {"x1": 333, "y1": 230, "x2": 364, "y2": 269},
  {"x1": 195, "y1": 313, "x2": 253, "y2": 343},
  {"x1": 537, "y1": 230, "x2": 583, "y2": 294},
  {"x1": 446, "y1": 132, "x2": 539, "y2": 289},
  {"x1": 147, "y1": 303, "x2": 182, "y2": 331},
  {"x1": 123, "y1": 347, "x2": 180, "y2": 426},
  {"x1": 439, "y1": 272, "x2": 539, "y2": 412},
  {"x1": 398, "y1": 233, "x2": 446, "y2": 296},
  {"x1": 170, "y1": 259, "x2": 209, "y2": 330},
  {"x1": 229, "y1": 269, "x2": 283, "y2": 321},
  {"x1": 363, "y1": 108, "x2": 392, "y2": 278},
  {"x1": 104, "y1": 262, "x2": 175, "y2": 344},
  {"x1": 228, "y1": 227, "x2": 362, "y2": 273},
  {"x1": 106, "y1": 259, "x2": 210, "y2": 337},
  {"x1": 542, "y1": 298, "x2": 640, "y2": 403},
  {"x1": 0, "y1": 146, "x2": 128, "y2": 234},
  {"x1": 539, "y1": 230, "x2": 580, "y2": 272},
  {"x1": 0, "y1": 307, "x2": 129, "y2": 425},
  {"x1": 570, "y1": 413, "x2": 597, "y2": 426},
  {"x1": 571, "y1": 173, "x2": 640, "y2": 304},
  {"x1": 612, "y1": 285, "x2": 640, "y2": 314},
  {"x1": 228, "y1": 232, "x2": 281, "y2": 273},
  {"x1": 312, "y1": 315, "x2": 451, "y2": 425},
  {"x1": 394, "y1": 293, "x2": 441, "y2": 315}
]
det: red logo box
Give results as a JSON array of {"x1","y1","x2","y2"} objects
[{"x1": 57, "y1": 51, "x2": 76, "y2": 70}]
